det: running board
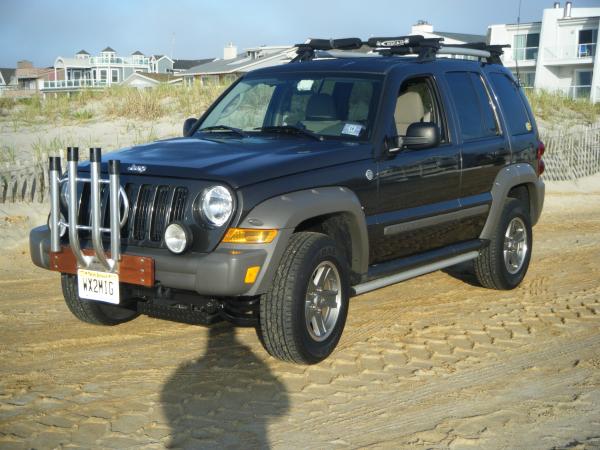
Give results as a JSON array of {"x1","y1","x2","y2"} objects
[{"x1": 351, "y1": 251, "x2": 479, "y2": 296}]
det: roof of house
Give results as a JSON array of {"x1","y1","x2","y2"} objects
[
  {"x1": 183, "y1": 47, "x2": 294, "y2": 75},
  {"x1": 173, "y1": 58, "x2": 214, "y2": 70},
  {"x1": 122, "y1": 72, "x2": 182, "y2": 85},
  {"x1": 102, "y1": 46, "x2": 116, "y2": 53},
  {"x1": 131, "y1": 50, "x2": 144, "y2": 56},
  {"x1": 0, "y1": 68, "x2": 16, "y2": 85},
  {"x1": 76, "y1": 49, "x2": 90, "y2": 55},
  {"x1": 139, "y1": 72, "x2": 181, "y2": 82},
  {"x1": 54, "y1": 57, "x2": 92, "y2": 68},
  {"x1": 434, "y1": 31, "x2": 487, "y2": 44}
]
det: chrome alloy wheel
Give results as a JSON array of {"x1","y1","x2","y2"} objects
[
  {"x1": 503, "y1": 217, "x2": 528, "y2": 275},
  {"x1": 304, "y1": 261, "x2": 342, "y2": 342}
]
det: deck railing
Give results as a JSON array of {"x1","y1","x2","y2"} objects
[
  {"x1": 89, "y1": 56, "x2": 150, "y2": 65},
  {"x1": 42, "y1": 79, "x2": 108, "y2": 90},
  {"x1": 544, "y1": 43, "x2": 597, "y2": 60},
  {"x1": 513, "y1": 46, "x2": 539, "y2": 61}
]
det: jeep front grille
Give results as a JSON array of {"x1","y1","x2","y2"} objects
[{"x1": 79, "y1": 182, "x2": 188, "y2": 245}]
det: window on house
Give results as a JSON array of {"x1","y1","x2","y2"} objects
[
  {"x1": 445, "y1": 72, "x2": 499, "y2": 141},
  {"x1": 574, "y1": 71, "x2": 593, "y2": 99},
  {"x1": 112, "y1": 70, "x2": 119, "y2": 83},
  {"x1": 100, "y1": 70, "x2": 107, "y2": 82},
  {"x1": 513, "y1": 71, "x2": 535, "y2": 89},
  {"x1": 578, "y1": 29, "x2": 598, "y2": 58},
  {"x1": 514, "y1": 33, "x2": 539, "y2": 61}
]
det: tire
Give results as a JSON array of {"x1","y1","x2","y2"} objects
[
  {"x1": 474, "y1": 198, "x2": 533, "y2": 290},
  {"x1": 61, "y1": 274, "x2": 139, "y2": 325},
  {"x1": 257, "y1": 232, "x2": 350, "y2": 364}
]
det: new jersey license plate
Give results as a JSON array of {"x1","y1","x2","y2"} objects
[{"x1": 77, "y1": 269, "x2": 120, "y2": 304}]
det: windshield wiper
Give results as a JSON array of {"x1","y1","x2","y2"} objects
[
  {"x1": 255, "y1": 125, "x2": 323, "y2": 141},
  {"x1": 199, "y1": 125, "x2": 247, "y2": 138}
]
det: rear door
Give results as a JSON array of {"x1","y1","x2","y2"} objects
[{"x1": 443, "y1": 70, "x2": 510, "y2": 240}]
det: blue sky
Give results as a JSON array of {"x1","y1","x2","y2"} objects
[{"x1": 1, "y1": 0, "x2": 599, "y2": 67}]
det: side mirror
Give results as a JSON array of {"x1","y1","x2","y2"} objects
[
  {"x1": 183, "y1": 117, "x2": 198, "y2": 137},
  {"x1": 402, "y1": 122, "x2": 440, "y2": 150}
]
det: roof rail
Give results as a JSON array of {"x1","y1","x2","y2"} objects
[{"x1": 291, "y1": 35, "x2": 506, "y2": 65}]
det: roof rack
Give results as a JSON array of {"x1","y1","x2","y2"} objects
[{"x1": 291, "y1": 35, "x2": 507, "y2": 65}]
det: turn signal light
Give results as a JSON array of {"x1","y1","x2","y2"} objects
[{"x1": 222, "y1": 228, "x2": 278, "y2": 244}]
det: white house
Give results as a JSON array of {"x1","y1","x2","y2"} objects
[
  {"x1": 182, "y1": 44, "x2": 296, "y2": 86},
  {"x1": 45, "y1": 47, "x2": 174, "y2": 91},
  {"x1": 410, "y1": 20, "x2": 487, "y2": 45},
  {"x1": 489, "y1": 1, "x2": 599, "y2": 102},
  {"x1": 121, "y1": 72, "x2": 182, "y2": 89}
]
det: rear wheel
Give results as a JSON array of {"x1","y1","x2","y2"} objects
[
  {"x1": 257, "y1": 232, "x2": 349, "y2": 364},
  {"x1": 474, "y1": 198, "x2": 532, "y2": 290},
  {"x1": 61, "y1": 274, "x2": 139, "y2": 325}
]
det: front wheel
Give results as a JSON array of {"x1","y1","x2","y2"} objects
[
  {"x1": 61, "y1": 274, "x2": 139, "y2": 325},
  {"x1": 474, "y1": 198, "x2": 533, "y2": 290},
  {"x1": 257, "y1": 232, "x2": 349, "y2": 364}
]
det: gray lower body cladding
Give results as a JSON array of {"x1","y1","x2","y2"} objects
[{"x1": 30, "y1": 225, "x2": 272, "y2": 297}]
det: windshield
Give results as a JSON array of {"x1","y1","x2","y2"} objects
[{"x1": 196, "y1": 73, "x2": 383, "y2": 140}]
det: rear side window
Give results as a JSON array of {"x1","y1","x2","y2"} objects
[
  {"x1": 488, "y1": 72, "x2": 533, "y2": 136},
  {"x1": 445, "y1": 72, "x2": 499, "y2": 141}
]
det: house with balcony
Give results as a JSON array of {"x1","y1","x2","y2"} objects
[
  {"x1": 182, "y1": 43, "x2": 296, "y2": 86},
  {"x1": 45, "y1": 47, "x2": 174, "y2": 91},
  {"x1": 489, "y1": 1, "x2": 600, "y2": 102}
]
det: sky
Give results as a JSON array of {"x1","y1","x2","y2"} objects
[{"x1": 1, "y1": 0, "x2": 599, "y2": 67}]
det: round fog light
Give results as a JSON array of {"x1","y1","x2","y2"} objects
[
  {"x1": 47, "y1": 212, "x2": 67, "y2": 237},
  {"x1": 165, "y1": 222, "x2": 192, "y2": 254}
]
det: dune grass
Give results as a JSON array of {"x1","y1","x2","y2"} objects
[
  {"x1": 0, "y1": 83, "x2": 226, "y2": 124},
  {"x1": 525, "y1": 89, "x2": 600, "y2": 124}
]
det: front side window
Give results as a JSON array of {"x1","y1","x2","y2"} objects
[
  {"x1": 197, "y1": 73, "x2": 383, "y2": 140},
  {"x1": 446, "y1": 72, "x2": 499, "y2": 141},
  {"x1": 393, "y1": 76, "x2": 446, "y2": 142}
]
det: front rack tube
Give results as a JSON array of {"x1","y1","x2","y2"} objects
[{"x1": 48, "y1": 147, "x2": 129, "y2": 273}]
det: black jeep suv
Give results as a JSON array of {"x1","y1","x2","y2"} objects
[{"x1": 30, "y1": 36, "x2": 545, "y2": 364}]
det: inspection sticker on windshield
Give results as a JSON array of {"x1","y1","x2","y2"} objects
[
  {"x1": 342, "y1": 123, "x2": 363, "y2": 136},
  {"x1": 297, "y1": 79, "x2": 314, "y2": 91}
]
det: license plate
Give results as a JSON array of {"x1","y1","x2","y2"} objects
[{"x1": 77, "y1": 269, "x2": 120, "y2": 304}]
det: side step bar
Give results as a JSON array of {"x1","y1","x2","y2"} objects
[{"x1": 351, "y1": 250, "x2": 479, "y2": 296}]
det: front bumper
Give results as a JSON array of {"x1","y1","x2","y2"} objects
[{"x1": 30, "y1": 225, "x2": 273, "y2": 297}]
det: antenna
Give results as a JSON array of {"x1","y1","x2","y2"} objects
[
  {"x1": 515, "y1": 0, "x2": 522, "y2": 86},
  {"x1": 170, "y1": 32, "x2": 175, "y2": 60}
]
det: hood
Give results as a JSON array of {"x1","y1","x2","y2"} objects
[{"x1": 83, "y1": 136, "x2": 372, "y2": 188}]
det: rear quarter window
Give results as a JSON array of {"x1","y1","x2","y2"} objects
[{"x1": 488, "y1": 72, "x2": 533, "y2": 136}]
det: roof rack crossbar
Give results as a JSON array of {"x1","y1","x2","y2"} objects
[{"x1": 291, "y1": 35, "x2": 506, "y2": 65}]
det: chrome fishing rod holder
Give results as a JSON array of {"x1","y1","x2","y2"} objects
[{"x1": 49, "y1": 147, "x2": 129, "y2": 273}]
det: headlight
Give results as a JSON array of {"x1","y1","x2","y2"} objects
[
  {"x1": 60, "y1": 180, "x2": 69, "y2": 206},
  {"x1": 164, "y1": 222, "x2": 192, "y2": 254},
  {"x1": 201, "y1": 185, "x2": 233, "y2": 227}
]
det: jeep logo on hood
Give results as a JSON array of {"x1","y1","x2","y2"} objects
[{"x1": 127, "y1": 164, "x2": 147, "y2": 173}]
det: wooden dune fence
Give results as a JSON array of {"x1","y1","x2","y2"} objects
[
  {"x1": 542, "y1": 124, "x2": 600, "y2": 181},
  {"x1": 1, "y1": 126, "x2": 599, "y2": 204},
  {"x1": 0, "y1": 149, "x2": 66, "y2": 204}
]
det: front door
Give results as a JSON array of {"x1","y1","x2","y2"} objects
[{"x1": 371, "y1": 74, "x2": 461, "y2": 264}]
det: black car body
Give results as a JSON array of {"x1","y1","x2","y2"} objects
[{"x1": 31, "y1": 37, "x2": 545, "y2": 364}]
